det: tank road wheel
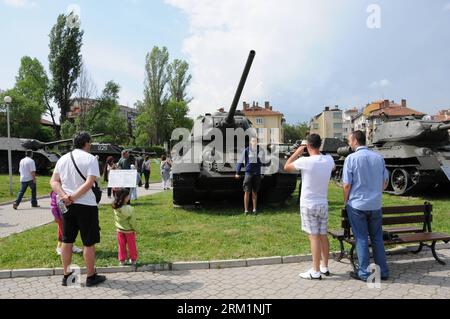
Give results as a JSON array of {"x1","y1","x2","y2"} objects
[{"x1": 390, "y1": 168, "x2": 411, "y2": 195}]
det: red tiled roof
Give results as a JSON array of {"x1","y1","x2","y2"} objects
[
  {"x1": 243, "y1": 107, "x2": 283, "y2": 116},
  {"x1": 369, "y1": 105, "x2": 424, "y2": 118}
]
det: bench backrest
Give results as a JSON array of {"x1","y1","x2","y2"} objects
[{"x1": 341, "y1": 202, "x2": 433, "y2": 238}]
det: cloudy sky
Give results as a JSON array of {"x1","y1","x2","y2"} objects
[{"x1": 1, "y1": 0, "x2": 449, "y2": 124}]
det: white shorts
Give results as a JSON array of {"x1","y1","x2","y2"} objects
[{"x1": 300, "y1": 205, "x2": 329, "y2": 235}]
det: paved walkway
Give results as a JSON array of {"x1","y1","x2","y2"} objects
[
  {"x1": 1, "y1": 248, "x2": 449, "y2": 299},
  {"x1": 0, "y1": 183, "x2": 165, "y2": 238}
]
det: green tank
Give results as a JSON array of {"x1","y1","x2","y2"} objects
[
  {"x1": 334, "y1": 118, "x2": 450, "y2": 195},
  {"x1": 171, "y1": 51, "x2": 298, "y2": 205}
]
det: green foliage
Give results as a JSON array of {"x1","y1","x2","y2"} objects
[
  {"x1": 48, "y1": 13, "x2": 84, "y2": 124},
  {"x1": 60, "y1": 119, "x2": 77, "y2": 139},
  {"x1": 0, "y1": 89, "x2": 43, "y2": 138},
  {"x1": 137, "y1": 46, "x2": 194, "y2": 146},
  {"x1": 60, "y1": 81, "x2": 129, "y2": 144},
  {"x1": 283, "y1": 122, "x2": 310, "y2": 143},
  {"x1": 168, "y1": 59, "x2": 192, "y2": 103},
  {"x1": 15, "y1": 56, "x2": 49, "y2": 105},
  {"x1": 34, "y1": 126, "x2": 54, "y2": 142}
]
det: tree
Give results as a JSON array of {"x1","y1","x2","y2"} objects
[
  {"x1": 14, "y1": 56, "x2": 59, "y2": 138},
  {"x1": 75, "y1": 64, "x2": 97, "y2": 130},
  {"x1": 283, "y1": 122, "x2": 309, "y2": 143},
  {"x1": 0, "y1": 89, "x2": 43, "y2": 139},
  {"x1": 142, "y1": 46, "x2": 170, "y2": 145},
  {"x1": 83, "y1": 81, "x2": 129, "y2": 145},
  {"x1": 167, "y1": 59, "x2": 192, "y2": 103},
  {"x1": 48, "y1": 13, "x2": 84, "y2": 125},
  {"x1": 166, "y1": 99, "x2": 193, "y2": 132},
  {"x1": 137, "y1": 47, "x2": 194, "y2": 146}
]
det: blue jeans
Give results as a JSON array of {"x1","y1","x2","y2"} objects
[
  {"x1": 15, "y1": 181, "x2": 38, "y2": 206},
  {"x1": 346, "y1": 205, "x2": 389, "y2": 280}
]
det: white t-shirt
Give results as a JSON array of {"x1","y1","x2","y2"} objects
[
  {"x1": 293, "y1": 154, "x2": 335, "y2": 208},
  {"x1": 54, "y1": 149, "x2": 100, "y2": 206},
  {"x1": 19, "y1": 157, "x2": 36, "y2": 182}
]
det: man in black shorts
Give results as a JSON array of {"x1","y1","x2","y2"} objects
[
  {"x1": 235, "y1": 137, "x2": 264, "y2": 215},
  {"x1": 50, "y1": 132, "x2": 106, "y2": 287}
]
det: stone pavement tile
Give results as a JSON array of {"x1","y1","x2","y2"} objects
[{"x1": 1, "y1": 248, "x2": 450, "y2": 299}]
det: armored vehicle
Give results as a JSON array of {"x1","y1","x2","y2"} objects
[
  {"x1": 0, "y1": 137, "x2": 71, "y2": 173},
  {"x1": 0, "y1": 133, "x2": 107, "y2": 174},
  {"x1": 172, "y1": 51, "x2": 298, "y2": 205},
  {"x1": 334, "y1": 118, "x2": 450, "y2": 195}
]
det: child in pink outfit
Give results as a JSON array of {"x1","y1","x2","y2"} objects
[
  {"x1": 50, "y1": 191, "x2": 82, "y2": 255},
  {"x1": 112, "y1": 188, "x2": 138, "y2": 266}
]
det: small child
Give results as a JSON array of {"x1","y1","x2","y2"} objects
[
  {"x1": 50, "y1": 191, "x2": 82, "y2": 255},
  {"x1": 112, "y1": 188, "x2": 138, "y2": 266}
]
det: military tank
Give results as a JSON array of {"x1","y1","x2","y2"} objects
[
  {"x1": 334, "y1": 118, "x2": 450, "y2": 195},
  {"x1": 172, "y1": 50, "x2": 298, "y2": 205},
  {"x1": 0, "y1": 137, "x2": 71, "y2": 173},
  {"x1": 0, "y1": 133, "x2": 107, "y2": 174}
]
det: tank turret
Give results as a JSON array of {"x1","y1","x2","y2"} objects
[{"x1": 372, "y1": 119, "x2": 450, "y2": 145}]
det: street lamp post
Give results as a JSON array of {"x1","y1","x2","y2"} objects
[{"x1": 4, "y1": 96, "x2": 13, "y2": 195}]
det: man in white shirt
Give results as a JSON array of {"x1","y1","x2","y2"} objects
[
  {"x1": 50, "y1": 132, "x2": 106, "y2": 287},
  {"x1": 284, "y1": 134, "x2": 335, "y2": 280},
  {"x1": 13, "y1": 150, "x2": 39, "y2": 210}
]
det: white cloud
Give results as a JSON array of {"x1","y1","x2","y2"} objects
[
  {"x1": 83, "y1": 41, "x2": 145, "y2": 106},
  {"x1": 165, "y1": 0, "x2": 346, "y2": 117},
  {"x1": 370, "y1": 79, "x2": 391, "y2": 89},
  {"x1": 3, "y1": 0, "x2": 37, "y2": 8},
  {"x1": 443, "y1": 3, "x2": 450, "y2": 11}
]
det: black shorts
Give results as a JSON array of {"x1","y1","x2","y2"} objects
[
  {"x1": 62, "y1": 204, "x2": 101, "y2": 247},
  {"x1": 243, "y1": 174, "x2": 262, "y2": 193}
]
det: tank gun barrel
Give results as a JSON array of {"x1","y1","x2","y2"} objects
[
  {"x1": 224, "y1": 50, "x2": 256, "y2": 126},
  {"x1": 430, "y1": 123, "x2": 450, "y2": 132},
  {"x1": 43, "y1": 133, "x2": 105, "y2": 147},
  {"x1": 337, "y1": 146, "x2": 354, "y2": 157}
]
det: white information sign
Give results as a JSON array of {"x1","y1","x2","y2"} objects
[
  {"x1": 108, "y1": 170, "x2": 137, "y2": 188},
  {"x1": 442, "y1": 166, "x2": 450, "y2": 181}
]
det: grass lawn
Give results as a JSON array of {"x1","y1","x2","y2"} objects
[
  {"x1": 0, "y1": 182, "x2": 449, "y2": 270},
  {"x1": 0, "y1": 175, "x2": 53, "y2": 204},
  {"x1": 0, "y1": 161, "x2": 162, "y2": 204}
]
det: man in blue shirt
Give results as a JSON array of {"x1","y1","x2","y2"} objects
[
  {"x1": 236, "y1": 137, "x2": 264, "y2": 215},
  {"x1": 342, "y1": 130, "x2": 390, "y2": 281}
]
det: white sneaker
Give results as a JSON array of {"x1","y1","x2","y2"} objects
[
  {"x1": 119, "y1": 261, "x2": 126, "y2": 266},
  {"x1": 320, "y1": 265, "x2": 331, "y2": 276},
  {"x1": 72, "y1": 246, "x2": 83, "y2": 254},
  {"x1": 56, "y1": 247, "x2": 62, "y2": 256},
  {"x1": 299, "y1": 269, "x2": 322, "y2": 280}
]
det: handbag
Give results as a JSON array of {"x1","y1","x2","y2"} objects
[{"x1": 70, "y1": 152, "x2": 103, "y2": 204}]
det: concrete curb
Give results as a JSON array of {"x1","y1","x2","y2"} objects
[{"x1": 1, "y1": 243, "x2": 448, "y2": 279}]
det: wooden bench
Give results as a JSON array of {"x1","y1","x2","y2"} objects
[{"x1": 329, "y1": 203, "x2": 450, "y2": 271}]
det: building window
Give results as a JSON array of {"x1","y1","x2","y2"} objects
[
  {"x1": 333, "y1": 123, "x2": 343, "y2": 129},
  {"x1": 333, "y1": 112, "x2": 342, "y2": 119},
  {"x1": 312, "y1": 123, "x2": 319, "y2": 130},
  {"x1": 256, "y1": 118, "x2": 264, "y2": 125}
]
